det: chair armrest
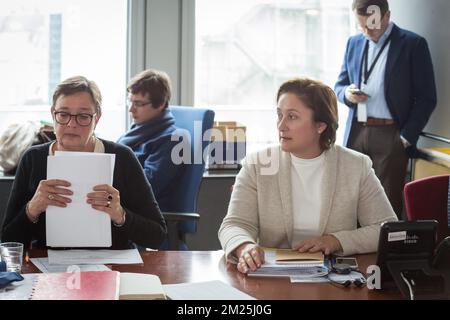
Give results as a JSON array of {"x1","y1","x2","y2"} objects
[
  {"x1": 162, "y1": 212, "x2": 200, "y2": 221},
  {"x1": 162, "y1": 212, "x2": 200, "y2": 250}
]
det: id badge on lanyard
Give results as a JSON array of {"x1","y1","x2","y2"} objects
[
  {"x1": 357, "y1": 34, "x2": 392, "y2": 123},
  {"x1": 357, "y1": 83, "x2": 368, "y2": 122}
]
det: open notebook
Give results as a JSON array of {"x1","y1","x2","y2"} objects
[
  {"x1": 1, "y1": 271, "x2": 165, "y2": 300},
  {"x1": 119, "y1": 272, "x2": 165, "y2": 300}
]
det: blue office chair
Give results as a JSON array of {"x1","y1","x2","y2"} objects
[{"x1": 161, "y1": 106, "x2": 215, "y2": 250}]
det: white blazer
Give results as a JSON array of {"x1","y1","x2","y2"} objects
[{"x1": 218, "y1": 144, "x2": 398, "y2": 260}]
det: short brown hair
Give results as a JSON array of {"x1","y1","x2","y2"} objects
[
  {"x1": 277, "y1": 78, "x2": 339, "y2": 151},
  {"x1": 127, "y1": 69, "x2": 172, "y2": 109},
  {"x1": 52, "y1": 76, "x2": 102, "y2": 114},
  {"x1": 352, "y1": 0, "x2": 389, "y2": 17}
]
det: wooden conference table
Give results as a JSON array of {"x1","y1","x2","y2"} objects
[{"x1": 22, "y1": 250, "x2": 402, "y2": 300}]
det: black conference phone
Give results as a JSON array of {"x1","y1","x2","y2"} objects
[{"x1": 375, "y1": 220, "x2": 450, "y2": 300}]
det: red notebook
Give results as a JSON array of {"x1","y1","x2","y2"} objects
[{"x1": 30, "y1": 271, "x2": 120, "y2": 300}]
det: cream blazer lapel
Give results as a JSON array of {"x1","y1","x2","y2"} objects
[
  {"x1": 317, "y1": 146, "x2": 338, "y2": 235},
  {"x1": 277, "y1": 150, "x2": 294, "y2": 245}
]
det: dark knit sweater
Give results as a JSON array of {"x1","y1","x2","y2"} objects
[{"x1": 1, "y1": 139, "x2": 167, "y2": 249}]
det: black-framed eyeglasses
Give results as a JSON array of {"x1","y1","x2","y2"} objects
[
  {"x1": 53, "y1": 111, "x2": 96, "y2": 126},
  {"x1": 126, "y1": 99, "x2": 152, "y2": 108}
]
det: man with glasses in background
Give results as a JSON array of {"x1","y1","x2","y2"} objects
[
  {"x1": 118, "y1": 69, "x2": 183, "y2": 213},
  {"x1": 334, "y1": 0, "x2": 437, "y2": 218}
]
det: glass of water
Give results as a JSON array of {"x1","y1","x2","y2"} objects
[{"x1": 0, "y1": 242, "x2": 24, "y2": 273}]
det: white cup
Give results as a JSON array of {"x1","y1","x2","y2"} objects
[{"x1": 0, "y1": 242, "x2": 24, "y2": 273}]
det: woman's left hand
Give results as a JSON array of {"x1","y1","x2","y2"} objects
[
  {"x1": 293, "y1": 235, "x2": 343, "y2": 255},
  {"x1": 87, "y1": 184, "x2": 125, "y2": 225}
]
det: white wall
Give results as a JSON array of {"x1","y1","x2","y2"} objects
[
  {"x1": 146, "y1": 0, "x2": 181, "y2": 104},
  {"x1": 390, "y1": 0, "x2": 450, "y2": 147},
  {"x1": 139, "y1": 0, "x2": 450, "y2": 147},
  {"x1": 144, "y1": 0, "x2": 195, "y2": 106}
]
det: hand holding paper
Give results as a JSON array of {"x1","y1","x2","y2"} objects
[
  {"x1": 26, "y1": 179, "x2": 73, "y2": 222},
  {"x1": 86, "y1": 184, "x2": 125, "y2": 226}
]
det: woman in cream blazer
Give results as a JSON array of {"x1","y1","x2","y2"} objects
[{"x1": 218, "y1": 78, "x2": 398, "y2": 274}]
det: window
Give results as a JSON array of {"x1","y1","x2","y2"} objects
[
  {"x1": 195, "y1": 0, "x2": 353, "y2": 151},
  {"x1": 0, "y1": 0, "x2": 127, "y2": 141}
]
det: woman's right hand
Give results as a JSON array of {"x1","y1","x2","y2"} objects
[
  {"x1": 234, "y1": 243, "x2": 265, "y2": 274},
  {"x1": 27, "y1": 179, "x2": 73, "y2": 221}
]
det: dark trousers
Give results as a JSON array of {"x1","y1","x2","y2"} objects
[{"x1": 347, "y1": 122, "x2": 408, "y2": 218}]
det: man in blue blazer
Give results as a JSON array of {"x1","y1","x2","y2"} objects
[{"x1": 335, "y1": 0, "x2": 437, "y2": 217}]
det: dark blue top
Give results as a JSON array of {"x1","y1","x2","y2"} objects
[{"x1": 117, "y1": 109, "x2": 184, "y2": 211}]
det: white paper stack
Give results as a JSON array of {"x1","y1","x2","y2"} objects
[
  {"x1": 247, "y1": 249, "x2": 327, "y2": 278},
  {"x1": 163, "y1": 280, "x2": 255, "y2": 300},
  {"x1": 47, "y1": 249, "x2": 143, "y2": 265},
  {"x1": 46, "y1": 152, "x2": 115, "y2": 247}
]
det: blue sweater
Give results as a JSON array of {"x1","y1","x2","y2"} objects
[{"x1": 117, "y1": 109, "x2": 183, "y2": 211}]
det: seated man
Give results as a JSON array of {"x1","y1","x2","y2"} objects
[{"x1": 118, "y1": 69, "x2": 183, "y2": 212}]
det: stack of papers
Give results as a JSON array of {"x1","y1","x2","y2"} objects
[
  {"x1": 47, "y1": 249, "x2": 143, "y2": 265},
  {"x1": 30, "y1": 257, "x2": 110, "y2": 273},
  {"x1": 163, "y1": 280, "x2": 255, "y2": 300},
  {"x1": 247, "y1": 248, "x2": 328, "y2": 278},
  {"x1": 29, "y1": 249, "x2": 143, "y2": 273},
  {"x1": 248, "y1": 265, "x2": 329, "y2": 278}
]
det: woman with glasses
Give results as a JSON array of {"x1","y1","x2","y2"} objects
[
  {"x1": 117, "y1": 69, "x2": 183, "y2": 213},
  {"x1": 1, "y1": 76, "x2": 167, "y2": 250}
]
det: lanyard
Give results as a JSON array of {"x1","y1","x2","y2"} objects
[{"x1": 362, "y1": 33, "x2": 393, "y2": 85}]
